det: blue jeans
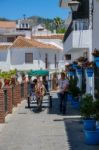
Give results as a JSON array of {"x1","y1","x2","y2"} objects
[{"x1": 58, "y1": 92, "x2": 68, "y2": 114}]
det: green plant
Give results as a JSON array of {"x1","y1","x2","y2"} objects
[
  {"x1": 69, "y1": 77, "x2": 80, "y2": 98},
  {"x1": 92, "y1": 48, "x2": 99, "y2": 57},
  {"x1": 53, "y1": 17, "x2": 62, "y2": 32},
  {"x1": 93, "y1": 100, "x2": 99, "y2": 120},
  {"x1": 80, "y1": 94, "x2": 95, "y2": 119}
]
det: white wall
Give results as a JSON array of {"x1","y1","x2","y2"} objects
[
  {"x1": 93, "y1": 0, "x2": 99, "y2": 50},
  {"x1": 0, "y1": 50, "x2": 10, "y2": 71},
  {"x1": 64, "y1": 30, "x2": 92, "y2": 53},
  {"x1": 10, "y1": 47, "x2": 62, "y2": 71}
]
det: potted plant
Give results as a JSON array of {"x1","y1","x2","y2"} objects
[
  {"x1": 94, "y1": 100, "x2": 99, "y2": 129},
  {"x1": 80, "y1": 94, "x2": 99, "y2": 145},
  {"x1": 80, "y1": 94, "x2": 96, "y2": 130},
  {"x1": 69, "y1": 77, "x2": 81, "y2": 108}
]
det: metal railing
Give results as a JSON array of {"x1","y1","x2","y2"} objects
[
  {"x1": 73, "y1": 19, "x2": 89, "y2": 31},
  {"x1": 4, "y1": 89, "x2": 8, "y2": 112},
  {"x1": 12, "y1": 86, "x2": 14, "y2": 105},
  {"x1": 21, "y1": 83, "x2": 24, "y2": 98}
]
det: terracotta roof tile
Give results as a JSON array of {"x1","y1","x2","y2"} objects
[
  {"x1": 0, "y1": 45, "x2": 10, "y2": 50},
  {"x1": 32, "y1": 34, "x2": 64, "y2": 40},
  {"x1": 0, "y1": 21, "x2": 16, "y2": 28},
  {"x1": 11, "y1": 36, "x2": 61, "y2": 50}
]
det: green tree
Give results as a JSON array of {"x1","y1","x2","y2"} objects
[{"x1": 54, "y1": 17, "x2": 62, "y2": 33}]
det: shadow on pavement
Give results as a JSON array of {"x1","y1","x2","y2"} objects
[
  {"x1": 64, "y1": 119, "x2": 99, "y2": 150},
  {"x1": 25, "y1": 95, "x2": 49, "y2": 113},
  {"x1": 47, "y1": 94, "x2": 80, "y2": 117}
]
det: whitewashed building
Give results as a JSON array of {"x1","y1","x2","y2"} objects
[
  {"x1": 32, "y1": 24, "x2": 52, "y2": 36},
  {"x1": 59, "y1": 0, "x2": 98, "y2": 96},
  {"x1": 0, "y1": 36, "x2": 63, "y2": 72}
]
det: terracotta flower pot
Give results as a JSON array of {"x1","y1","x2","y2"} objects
[
  {"x1": 4, "y1": 79, "x2": 10, "y2": 86},
  {"x1": 0, "y1": 81, "x2": 2, "y2": 89},
  {"x1": 11, "y1": 77, "x2": 16, "y2": 85}
]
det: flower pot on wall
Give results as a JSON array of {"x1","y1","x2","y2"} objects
[
  {"x1": 86, "y1": 68, "x2": 94, "y2": 77},
  {"x1": 94, "y1": 57, "x2": 99, "y2": 67},
  {"x1": 4, "y1": 79, "x2": 10, "y2": 86},
  {"x1": 72, "y1": 64, "x2": 78, "y2": 69},
  {"x1": 11, "y1": 77, "x2": 16, "y2": 85},
  {"x1": 0, "y1": 81, "x2": 2, "y2": 89},
  {"x1": 76, "y1": 68, "x2": 82, "y2": 75},
  {"x1": 68, "y1": 71, "x2": 75, "y2": 76}
]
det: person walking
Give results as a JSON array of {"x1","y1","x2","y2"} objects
[
  {"x1": 57, "y1": 72, "x2": 69, "y2": 114},
  {"x1": 35, "y1": 78, "x2": 45, "y2": 111}
]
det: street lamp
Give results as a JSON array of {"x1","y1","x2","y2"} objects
[{"x1": 68, "y1": 0, "x2": 80, "y2": 12}]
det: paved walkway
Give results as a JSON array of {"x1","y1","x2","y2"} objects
[{"x1": 0, "y1": 93, "x2": 99, "y2": 150}]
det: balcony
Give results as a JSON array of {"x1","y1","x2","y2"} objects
[{"x1": 63, "y1": 19, "x2": 92, "y2": 53}]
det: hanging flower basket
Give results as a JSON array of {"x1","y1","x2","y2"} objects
[
  {"x1": 92, "y1": 49, "x2": 99, "y2": 67},
  {"x1": 67, "y1": 68, "x2": 75, "y2": 76},
  {"x1": 72, "y1": 64, "x2": 78, "y2": 69},
  {"x1": 72, "y1": 61, "x2": 78, "y2": 69},
  {"x1": 76, "y1": 68, "x2": 82, "y2": 75},
  {"x1": 86, "y1": 68, "x2": 94, "y2": 77},
  {"x1": 94, "y1": 57, "x2": 99, "y2": 67},
  {"x1": 68, "y1": 71, "x2": 75, "y2": 76}
]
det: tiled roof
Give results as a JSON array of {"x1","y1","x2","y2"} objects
[
  {"x1": 0, "y1": 21, "x2": 16, "y2": 28},
  {"x1": 32, "y1": 34, "x2": 64, "y2": 40},
  {"x1": 0, "y1": 45, "x2": 10, "y2": 50},
  {"x1": 10, "y1": 36, "x2": 61, "y2": 50}
]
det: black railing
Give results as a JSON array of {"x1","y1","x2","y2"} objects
[
  {"x1": 27, "y1": 82, "x2": 30, "y2": 96},
  {"x1": 12, "y1": 86, "x2": 14, "y2": 105},
  {"x1": 63, "y1": 21, "x2": 73, "y2": 42},
  {"x1": 21, "y1": 83, "x2": 24, "y2": 98},
  {"x1": 4, "y1": 89, "x2": 8, "y2": 112}
]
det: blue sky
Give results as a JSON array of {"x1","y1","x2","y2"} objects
[{"x1": 0, "y1": 0, "x2": 69, "y2": 20}]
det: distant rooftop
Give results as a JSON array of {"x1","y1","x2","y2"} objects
[{"x1": 0, "y1": 21, "x2": 16, "y2": 28}]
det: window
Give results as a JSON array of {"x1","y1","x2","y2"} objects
[
  {"x1": 26, "y1": 23, "x2": 29, "y2": 28},
  {"x1": 45, "y1": 53, "x2": 48, "y2": 69},
  {"x1": 22, "y1": 23, "x2": 24, "y2": 28},
  {"x1": 7, "y1": 37, "x2": 15, "y2": 42},
  {"x1": 25, "y1": 53, "x2": 33, "y2": 63},
  {"x1": 65, "y1": 54, "x2": 71, "y2": 60}
]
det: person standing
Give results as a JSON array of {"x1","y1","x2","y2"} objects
[{"x1": 58, "y1": 72, "x2": 69, "y2": 114}]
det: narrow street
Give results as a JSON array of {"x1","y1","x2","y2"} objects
[{"x1": 0, "y1": 93, "x2": 99, "y2": 150}]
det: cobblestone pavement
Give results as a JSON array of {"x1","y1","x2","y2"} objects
[{"x1": 0, "y1": 93, "x2": 99, "y2": 150}]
